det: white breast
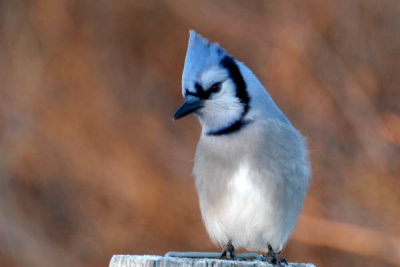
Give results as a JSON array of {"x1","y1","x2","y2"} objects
[{"x1": 201, "y1": 162, "x2": 281, "y2": 252}]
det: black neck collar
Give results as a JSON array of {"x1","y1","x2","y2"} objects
[{"x1": 206, "y1": 119, "x2": 252, "y2": 136}]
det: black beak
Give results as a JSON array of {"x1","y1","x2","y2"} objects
[{"x1": 173, "y1": 97, "x2": 202, "y2": 120}]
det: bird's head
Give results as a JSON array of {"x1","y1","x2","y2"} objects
[{"x1": 174, "y1": 30, "x2": 251, "y2": 136}]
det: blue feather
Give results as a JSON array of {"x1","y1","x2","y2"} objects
[{"x1": 182, "y1": 30, "x2": 229, "y2": 96}]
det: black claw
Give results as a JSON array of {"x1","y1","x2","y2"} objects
[
  {"x1": 264, "y1": 245, "x2": 287, "y2": 266},
  {"x1": 220, "y1": 250, "x2": 227, "y2": 258},
  {"x1": 279, "y1": 258, "x2": 288, "y2": 265},
  {"x1": 220, "y1": 241, "x2": 235, "y2": 259}
]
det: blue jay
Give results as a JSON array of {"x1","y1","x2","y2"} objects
[{"x1": 173, "y1": 31, "x2": 310, "y2": 264}]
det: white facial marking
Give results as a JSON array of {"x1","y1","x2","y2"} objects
[
  {"x1": 200, "y1": 66, "x2": 229, "y2": 90},
  {"x1": 196, "y1": 77, "x2": 244, "y2": 134}
]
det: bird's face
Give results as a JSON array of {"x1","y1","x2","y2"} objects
[
  {"x1": 174, "y1": 63, "x2": 246, "y2": 133},
  {"x1": 174, "y1": 31, "x2": 250, "y2": 135}
]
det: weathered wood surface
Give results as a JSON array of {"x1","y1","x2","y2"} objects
[{"x1": 109, "y1": 255, "x2": 316, "y2": 267}]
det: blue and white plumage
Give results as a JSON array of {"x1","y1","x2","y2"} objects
[{"x1": 174, "y1": 31, "x2": 310, "y2": 262}]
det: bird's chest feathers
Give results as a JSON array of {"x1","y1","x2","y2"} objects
[
  {"x1": 225, "y1": 163, "x2": 265, "y2": 215},
  {"x1": 196, "y1": 162, "x2": 269, "y2": 245},
  {"x1": 196, "y1": 158, "x2": 266, "y2": 220},
  {"x1": 194, "y1": 135, "x2": 264, "y2": 205}
]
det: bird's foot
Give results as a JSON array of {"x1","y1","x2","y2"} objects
[
  {"x1": 262, "y1": 245, "x2": 287, "y2": 266},
  {"x1": 220, "y1": 242, "x2": 235, "y2": 260},
  {"x1": 264, "y1": 254, "x2": 287, "y2": 266}
]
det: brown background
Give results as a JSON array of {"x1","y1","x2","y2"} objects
[{"x1": 0, "y1": 1, "x2": 399, "y2": 266}]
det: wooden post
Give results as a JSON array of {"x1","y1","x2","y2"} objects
[{"x1": 109, "y1": 255, "x2": 316, "y2": 267}]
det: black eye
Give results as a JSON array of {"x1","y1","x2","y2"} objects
[{"x1": 209, "y1": 82, "x2": 222, "y2": 93}]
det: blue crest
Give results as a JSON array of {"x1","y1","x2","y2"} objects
[{"x1": 182, "y1": 30, "x2": 229, "y2": 96}]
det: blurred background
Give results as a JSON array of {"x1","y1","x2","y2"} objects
[{"x1": 0, "y1": 0, "x2": 399, "y2": 266}]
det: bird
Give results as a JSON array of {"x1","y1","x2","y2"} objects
[{"x1": 173, "y1": 30, "x2": 311, "y2": 265}]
